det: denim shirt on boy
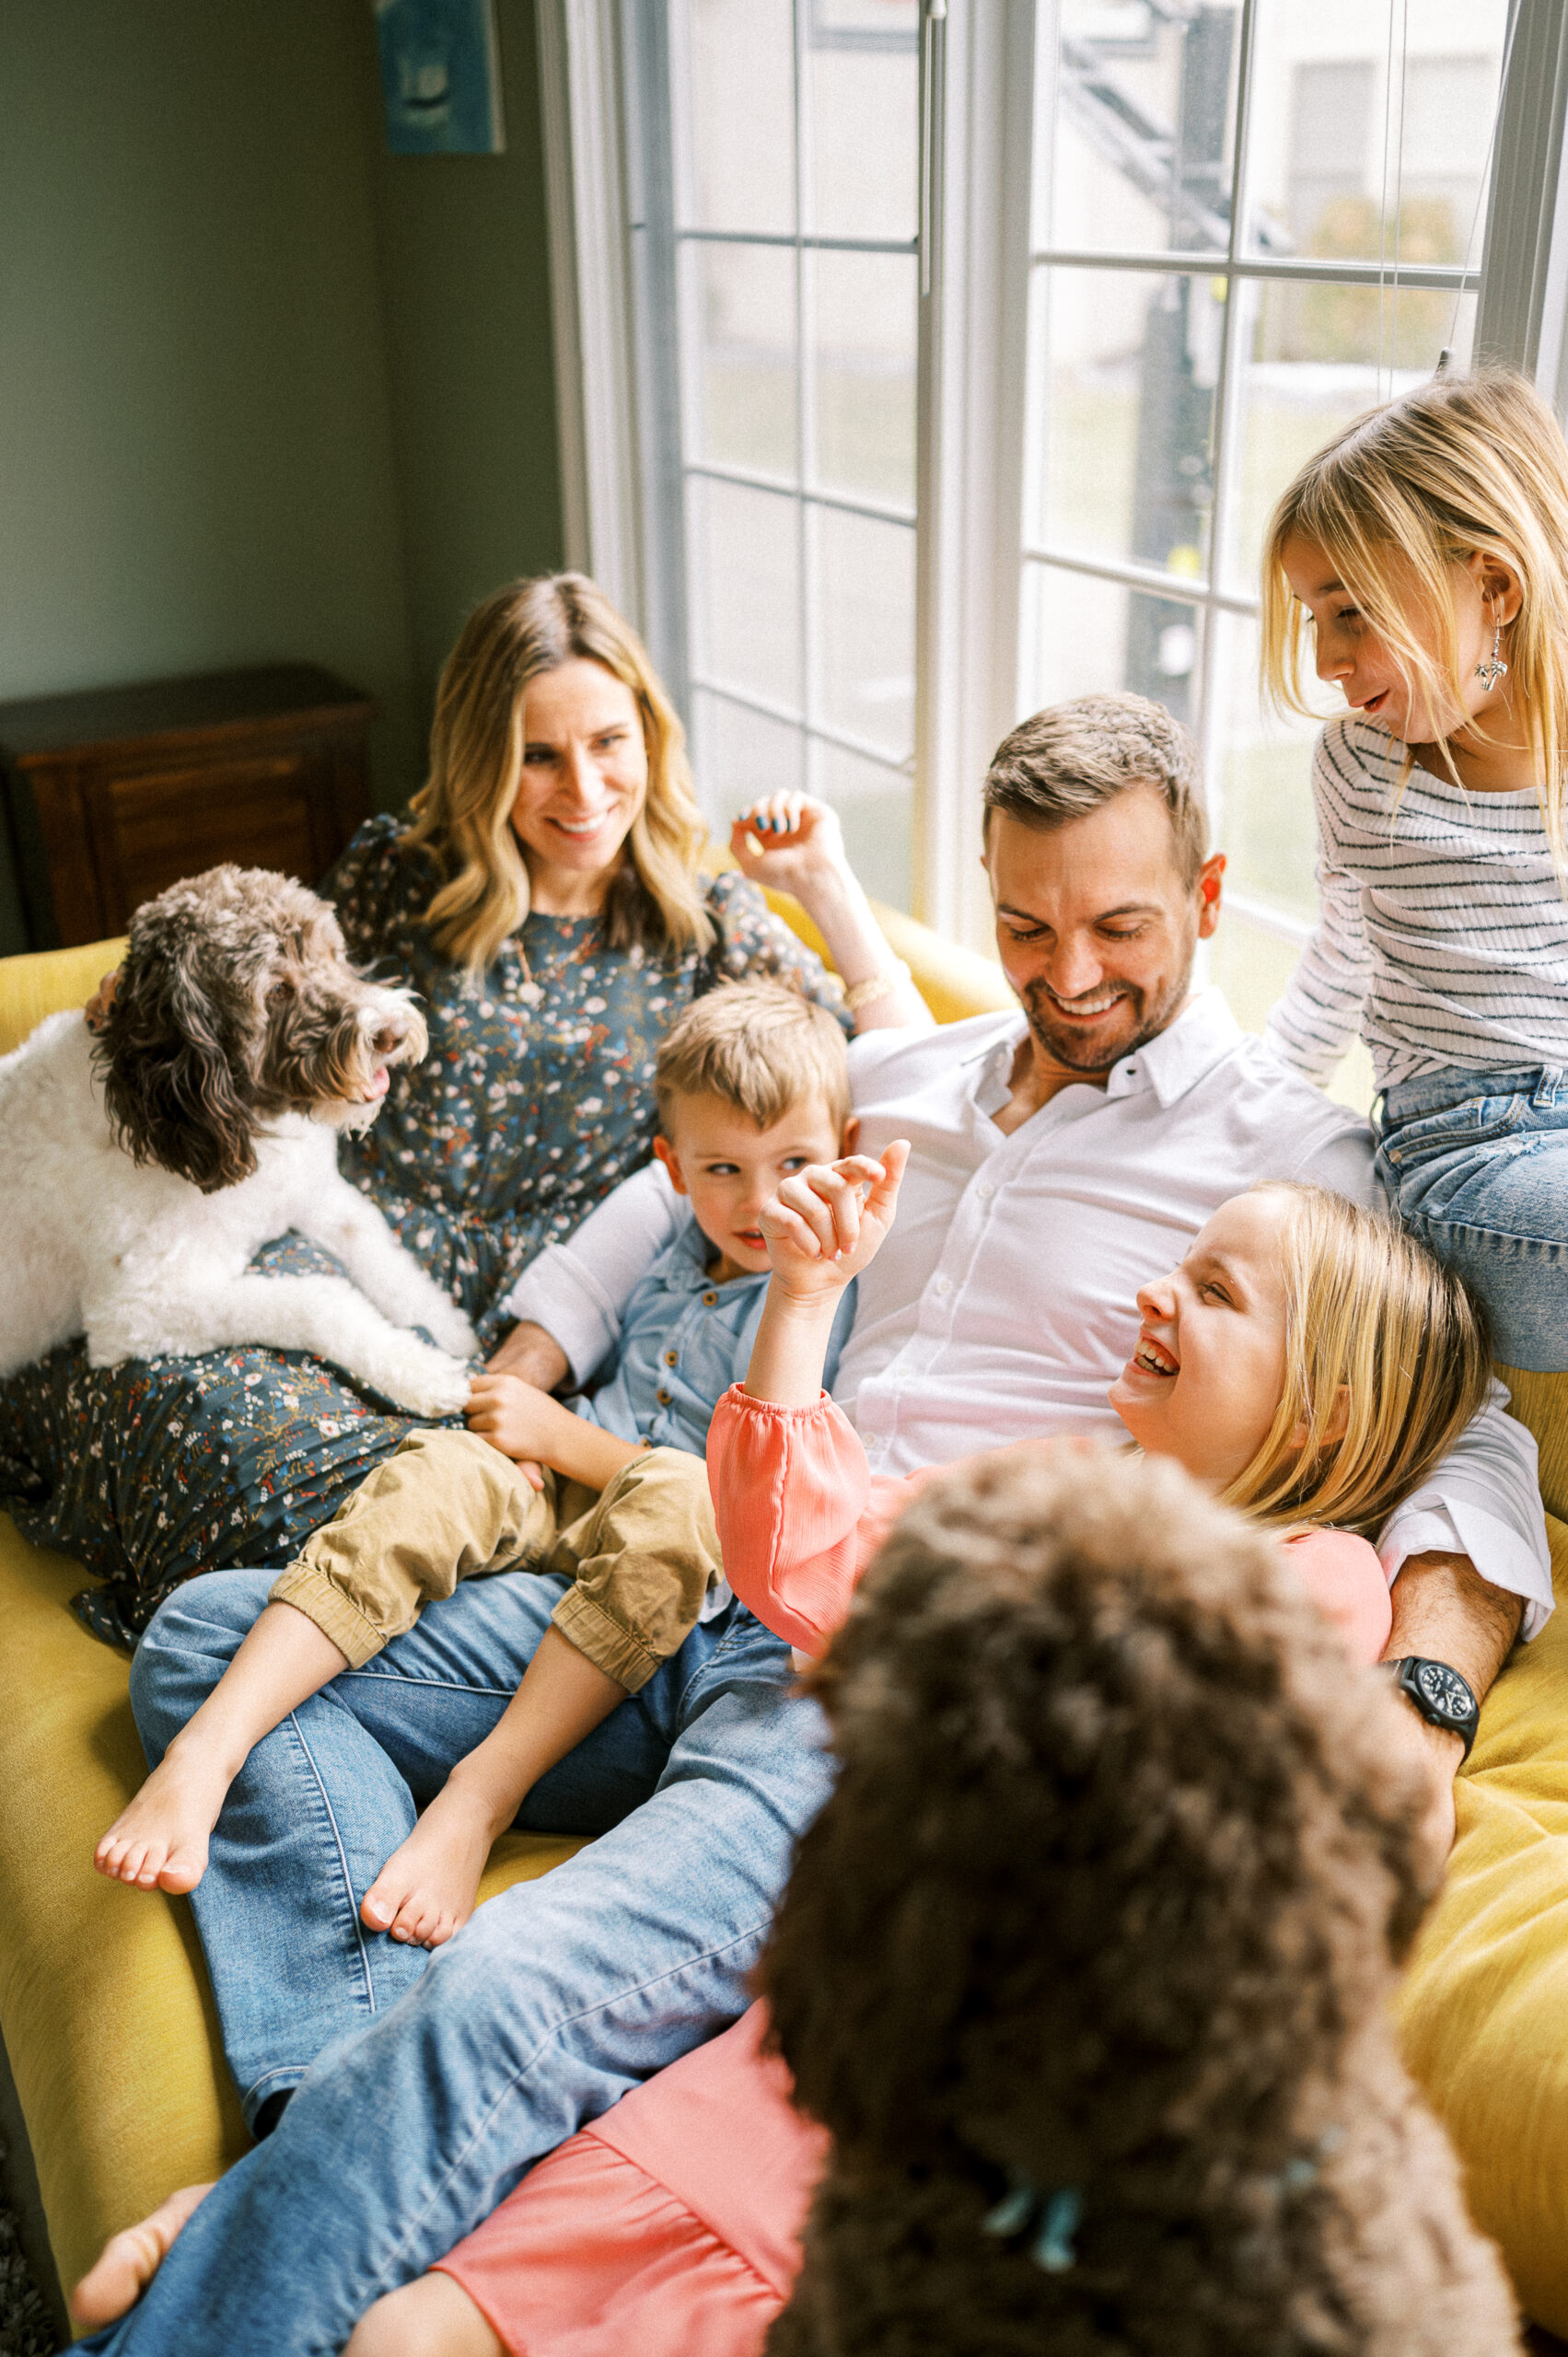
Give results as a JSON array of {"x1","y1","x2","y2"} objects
[{"x1": 574, "y1": 1206, "x2": 856, "y2": 1461}]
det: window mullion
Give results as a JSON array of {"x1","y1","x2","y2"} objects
[
  {"x1": 1194, "y1": 0, "x2": 1261, "y2": 877},
  {"x1": 913, "y1": 0, "x2": 1037, "y2": 948},
  {"x1": 1476, "y1": 0, "x2": 1568, "y2": 396}
]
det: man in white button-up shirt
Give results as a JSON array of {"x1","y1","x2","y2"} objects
[
  {"x1": 505, "y1": 693, "x2": 1549, "y2": 1860},
  {"x1": 77, "y1": 698, "x2": 1549, "y2": 2353}
]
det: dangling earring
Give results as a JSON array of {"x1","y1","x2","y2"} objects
[{"x1": 1476, "y1": 605, "x2": 1509, "y2": 690}]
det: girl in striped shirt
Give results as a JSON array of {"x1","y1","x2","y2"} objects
[{"x1": 1261, "y1": 368, "x2": 1568, "y2": 1373}]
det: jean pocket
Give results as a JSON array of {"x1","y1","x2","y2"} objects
[{"x1": 1379, "y1": 1090, "x2": 1530, "y2": 1171}]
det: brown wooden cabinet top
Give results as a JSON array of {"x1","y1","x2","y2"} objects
[{"x1": 0, "y1": 665, "x2": 376, "y2": 765}]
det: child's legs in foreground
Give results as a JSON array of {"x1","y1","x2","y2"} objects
[
  {"x1": 364, "y1": 1447, "x2": 726, "y2": 1947},
  {"x1": 79, "y1": 1616, "x2": 828, "y2": 2357},
  {"x1": 99, "y1": 1430, "x2": 563, "y2": 1893},
  {"x1": 127, "y1": 1566, "x2": 675, "y2": 2127},
  {"x1": 1379, "y1": 1068, "x2": 1568, "y2": 1371}
]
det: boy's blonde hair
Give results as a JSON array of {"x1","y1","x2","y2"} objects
[
  {"x1": 1221, "y1": 1183, "x2": 1490, "y2": 1538},
  {"x1": 656, "y1": 981, "x2": 851, "y2": 1137},
  {"x1": 404, "y1": 573, "x2": 714, "y2": 973},
  {"x1": 1260, "y1": 369, "x2": 1568, "y2": 872}
]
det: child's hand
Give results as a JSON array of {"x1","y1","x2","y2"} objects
[
  {"x1": 466, "y1": 1373, "x2": 556, "y2": 1482},
  {"x1": 760, "y1": 1142, "x2": 910, "y2": 1299}
]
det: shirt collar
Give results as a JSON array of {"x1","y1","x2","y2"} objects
[{"x1": 968, "y1": 987, "x2": 1242, "y2": 1118}]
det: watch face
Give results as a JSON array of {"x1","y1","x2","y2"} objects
[{"x1": 1412, "y1": 1661, "x2": 1473, "y2": 1724}]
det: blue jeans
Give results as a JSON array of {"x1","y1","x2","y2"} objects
[
  {"x1": 81, "y1": 1568, "x2": 828, "y2": 2355},
  {"x1": 1376, "y1": 1065, "x2": 1568, "y2": 1372}
]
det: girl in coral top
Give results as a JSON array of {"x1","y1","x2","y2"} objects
[{"x1": 76, "y1": 1156, "x2": 1492, "y2": 2357}]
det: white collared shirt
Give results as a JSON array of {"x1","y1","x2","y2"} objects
[{"x1": 509, "y1": 988, "x2": 1551, "y2": 1633}]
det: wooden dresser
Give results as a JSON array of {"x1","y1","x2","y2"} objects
[{"x1": 0, "y1": 665, "x2": 376, "y2": 947}]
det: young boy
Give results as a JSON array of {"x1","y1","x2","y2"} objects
[{"x1": 94, "y1": 980, "x2": 859, "y2": 1952}]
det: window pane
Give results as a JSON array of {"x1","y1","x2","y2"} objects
[
  {"x1": 689, "y1": 477, "x2": 802, "y2": 711},
  {"x1": 1210, "y1": 612, "x2": 1320, "y2": 926},
  {"x1": 1038, "y1": 2, "x2": 1243, "y2": 257},
  {"x1": 677, "y1": 0, "x2": 796, "y2": 235},
  {"x1": 815, "y1": 507, "x2": 916, "y2": 758},
  {"x1": 1019, "y1": 560, "x2": 1203, "y2": 730},
  {"x1": 691, "y1": 688, "x2": 805, "y2": 829},
  {"x1": 809, "y1": 250, "x2": 917, "y2": 508},
  {"x1": 1243, "y1": 2, "x2": 1508, "y2": 261},
  {"x1": 684, "y1": 241, "x2": 798, "y2": 481},
  {"x1": 813, "y1": 739, "x2": 913, "y2": 911},
  {"x1": 1218, "y1": 275, "x2": 1479, "y2": 598},
  {"x1": 1207, "y1": 911, "x2": 1306, "y2": 1037},
  {"x1": 1026, "y1": 265, "x2": 1222, "y2": 578},
  {"x1": 806, "y1": 2, "x2": 919, "y2": 241}
]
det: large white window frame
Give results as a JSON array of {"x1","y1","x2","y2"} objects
[{"x1": 537, "y1": 0, "x2": 1568, "y2": 963}]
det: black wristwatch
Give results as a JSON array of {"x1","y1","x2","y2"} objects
[{"x1": 1384, "y1": 1657, "x2": 1480, "y2": 1760}]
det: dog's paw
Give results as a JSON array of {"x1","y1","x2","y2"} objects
[
  {"x1": 420, "y1": 1298, "x2": 479, "y2": 1359},
  {"x1": 366, "y1": 1341, "x2": 473, "y2": 1420}
]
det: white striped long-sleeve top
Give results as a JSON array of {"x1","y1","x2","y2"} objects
[{"x1": 1264, "y1": 715, "x2": 1568, "y2": 1094}]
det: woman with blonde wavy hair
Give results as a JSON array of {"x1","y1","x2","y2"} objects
[
  {"x1": 331, "y1": 572, "x2": 928, "y2": 1360},
  {"x1": 0, "y1": 572, "x2": 924, "y2": 1655},
  {"x1": 1259, "y1": 366, "x2": 1568, "y2": 1374}
]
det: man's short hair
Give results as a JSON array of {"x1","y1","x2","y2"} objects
[
  {"x1": 656, "y1": 979, "x2": 851, "y2": 1136},
  {"x1": 981, "y1": 692, "x2": 1209, "y2": 887}
]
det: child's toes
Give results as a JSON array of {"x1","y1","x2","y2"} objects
[
  {"x1": 157, "y1": 1841, "x2": 207, "y2": 1896},
  {"x1": 393, "y1": 1894, "x2": 439, "y2": 1947}
]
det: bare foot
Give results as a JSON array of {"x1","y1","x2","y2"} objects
[
  {"x1": 94, "y1": 1745, "x2": 233, "y2": 1894},
  {"x1": 71, "y1": 2182, "x2": 214, "y2": 2328},
  {"x1": 360, "y1": 1784, "x2": 495, "y2": 1950}
]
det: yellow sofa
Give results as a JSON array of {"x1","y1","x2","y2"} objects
[{"x1": 2, "y1": 914, "x2": 1566, "y2": 2336}]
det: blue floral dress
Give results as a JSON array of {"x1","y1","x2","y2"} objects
[{"x1": 0, "y1": 817, "x2": 845, "y2": 1647}]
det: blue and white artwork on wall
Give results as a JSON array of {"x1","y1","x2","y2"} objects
[{"x1": 376, "y1": 0, "x2": 505, "y2": 156}]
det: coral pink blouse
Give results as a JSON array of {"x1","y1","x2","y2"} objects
[{"x1": 705, "y1": 1386, "x2": 1394, "y2": 1666}]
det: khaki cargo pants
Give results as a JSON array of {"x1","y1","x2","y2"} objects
[{"x1": 269, "y1": 1427, "x2": 723, "y2": 1692}]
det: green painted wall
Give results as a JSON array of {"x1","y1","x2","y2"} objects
[
  {"x1": 0, "y1": 0, "x2": 563, "y2": 956},
  {"x1": 367, "y1": 0, "x2": 566, "y2": 711}
]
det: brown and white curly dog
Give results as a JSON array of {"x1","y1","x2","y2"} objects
[
  {"x1": 761, "y1": 1445, "x2": 1520, "y2": 2357},
  {"x1": 0, "y1": 863, "x2": 475, "y2": 1415}
]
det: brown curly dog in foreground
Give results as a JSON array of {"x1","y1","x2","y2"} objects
[{"x1": 761, "y1": 1445, "x2": 1519, "y2": 2356}]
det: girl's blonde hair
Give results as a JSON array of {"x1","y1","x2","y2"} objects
[
  {"x1": 1260, "y1": 369, "x2": 1568, "y2": 871},
  {"x1": 1220, "y1": 1183, "x2": 1490, "y2": 1537},
  {"x1": 404, "y1": 573, "x2": 714, "y2": 972}
]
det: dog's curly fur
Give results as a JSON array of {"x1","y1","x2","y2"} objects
[
  {"x1": 761, "y1": 1446, "x2": 1519, "y2": 2357},
  {"x1": 0, "y1": 865, "x2": 476, "y2": 1416},
  {"x1": 97, "y1": 864, "x2": 428, "y2": 1194}
]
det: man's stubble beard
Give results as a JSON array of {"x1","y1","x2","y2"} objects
[{"x1": 1019, "y1": 950, "x2": 1195, "y2": 1078}]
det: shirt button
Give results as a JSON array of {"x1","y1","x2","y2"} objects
[
  {"x1": 702, "y1": 1291, "x2": 718, "y2": 1306},
  {"x1": 656, "y1": 1387, "x2": 671, "y2": 1405},
  {"x1": 664, "y1": 1349, "x2": 679, "y2": 1366},
  {"x1": 933, "y1": 1273, "x2": 953, "y2": 1297},
  {"x1": 976, "y1": 1181, "x2": 994, "y2": 1201}
]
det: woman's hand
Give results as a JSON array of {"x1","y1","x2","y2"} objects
[
  {"x1": 730, "y1": 796, "x2": 932, "y2": 1036},
  {"x1": 730, "y1": 795, "x2": 848, "y2": 900},
  {"x1": 761, "y1": 1142, "x2": 911, "y2": 1302}
]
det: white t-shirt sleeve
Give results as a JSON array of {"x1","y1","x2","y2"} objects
[
  {"x1": 1376, "y1": 1380, "x2": 1554, "y2": 1639},
  {"x1": 501, "y1": 1161, "x2": 682, "y2": 1387},
  {"x1": 1265, "y1": 733, "x2": 1376, "y2": 1086}
]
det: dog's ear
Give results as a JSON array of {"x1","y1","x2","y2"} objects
[{"x1": 94, "y1": 932, "x2": 259, "y2": 1193}]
